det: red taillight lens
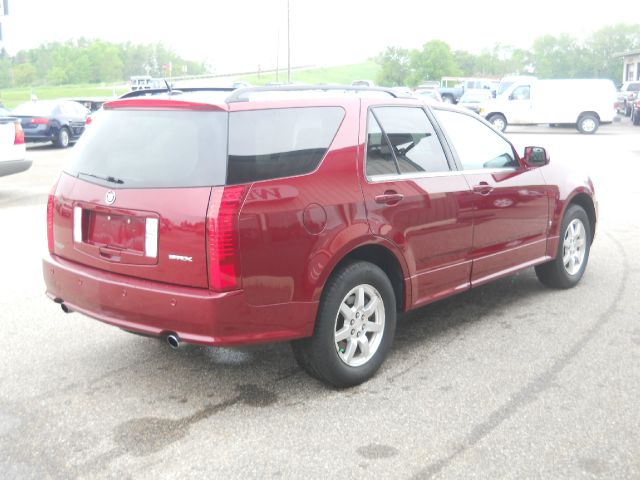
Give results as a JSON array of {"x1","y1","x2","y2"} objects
[
  {"x1": 31, "y1": 117, "x2": 49, "y2": 125},
  {"x1": 47, "y1": 181, "x2": 59, "y2": 254},
  {"x1": 14, "y1": 122, "x2": 24, "y2": 145},
  {"x1": 85, "y1": 115, "x2": 92, "y2": 126},
  {"x1": 206, "y1": 185, "x2": 248, "y2": 292}
]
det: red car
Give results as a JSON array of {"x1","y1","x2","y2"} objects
[{"x1": 43, "y1": 86, "x2": 597, "y2": 387}]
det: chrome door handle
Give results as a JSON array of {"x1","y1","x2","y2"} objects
[
  {"x1": 374, "y1": 192, "x2": 404, "y2": 205},
  {"x1": 473, "y1": 182, "x2": 493, "y2": 196}
]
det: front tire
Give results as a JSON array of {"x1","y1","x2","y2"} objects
[
  {"x1": 487, "y1": 113, "x2": 507, "y2": 132},
  {"x1": 292, "y1": 261, "x2": 397, "y2": 388},
  {"x1": 535, "y1": 204, "x2": 591, "y2": 289}
]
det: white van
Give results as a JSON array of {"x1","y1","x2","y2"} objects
[{"x1": 479, "y1": 78, "x2": 617, "y2": 134}]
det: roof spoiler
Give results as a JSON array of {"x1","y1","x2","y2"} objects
[{"x1": 119, "y1": 87, "x2": 236, "y2": 99}]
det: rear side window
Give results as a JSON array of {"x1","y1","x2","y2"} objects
[
  {"x1": 65, "y1": 109, "x2": 228, "y2": 188},
  {"x1": 227, "y1": 107, "x2": 344, "y2": 184},
  {"x1": 366, "y1": 106, "x2": 450, "y2": 177}
]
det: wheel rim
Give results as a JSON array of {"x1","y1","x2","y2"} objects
[
  {"x1": 60, "y1": 129, "x2": 69, "y2": 146},
  {"x1": 492, "y1": 117, "x2": 505, "y2": 131},
  {"x1": 581, "y1": 118, "x2": 596, "y2": 133},
  {"x1": 562, "y1": 219, "x2": 587, "y2": 275},
  {"x1": 334, "y1": 284, "x2": 385, "y2": 367}
]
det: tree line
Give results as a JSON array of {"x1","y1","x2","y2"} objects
[
  {"x1": 376, "y1": 23, "x2": 640, "y2": 87},
  {"x1": 0, "y1": 39, "x2": 208, "y2": 88}
]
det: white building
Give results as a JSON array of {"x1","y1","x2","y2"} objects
[{"x1": 622, "y1": 50, "x2": 640, "y2": 83}]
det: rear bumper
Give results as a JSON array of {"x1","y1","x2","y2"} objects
[
  {"x1": 0, "y1": 159, "x2": 32, "y2": 177},
  {"x1": 43, "y1": 254, "x2": 317, "y2": 346}
]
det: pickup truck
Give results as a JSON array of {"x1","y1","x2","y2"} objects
[
  {"x1": 439, "y1": 79, "x2": 496, "y2": 104},
  {"x1": 617, "y1": 81, "x2": 640, "y2": 116},
  {"x1": 0, "y1": 116, "x2": 30, "y2": 177}
]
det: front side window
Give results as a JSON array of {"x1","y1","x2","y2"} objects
[
  {"x1": 227, "y1": 107, "x2": 345, "y2": 184},
  {"x1": 366, "y1": 106, "x2": 450, "y2": 177},
  {"x1": 434, "y1": 109, "x2": 519, "y2": 171},
  {"x1": 511, "y1": 85, "x2": 530, "y2": 100}
]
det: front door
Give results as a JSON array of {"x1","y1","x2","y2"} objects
[
  {"x1": 359, "y1": 104, "x2": 475, "y2": 308},
  {"x1": 433, "y1": 109, "x2": 549, "y2": 285}
]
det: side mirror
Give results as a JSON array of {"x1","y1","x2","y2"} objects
[{"x1": 523, "y1": 146, "x2": 550, "y2": 167}]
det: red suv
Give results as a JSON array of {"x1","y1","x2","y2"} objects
[{"x1": 43, "y1": 86, "x2": 597, "y2": 387}]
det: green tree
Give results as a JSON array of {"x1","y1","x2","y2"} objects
[
  {"x1": 408, "y1": 40, "x2": 461, "y2": 87},
  {"x1": 12, "y1": 63, "x2": 37, "y2": 86},
  {"x1": 375, "y1": 46, "x2": 411, "y2": 86},
  {"x1": 531, "y1": 34, "x2": 589, "y2": 78},
  {"x1": 584, "y1": 23, "x2": 640, "y2": 81}
]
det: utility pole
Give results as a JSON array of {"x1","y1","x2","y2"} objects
[
  {"x1": 287, "y1": 0, "x2": 291, "y2": 84},
  {"x1": 276, "y1": 29, "x2": 280, "y2": 83}
]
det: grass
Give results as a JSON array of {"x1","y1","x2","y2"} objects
[
  {"x1": 237, "y1": 61, "x2": 380, "y2": 86},
  {"x1": 0, "y1": 84, "x2": 129, "y2": 109},
  {"x1": 0, "y1": 62, "x2": 380, "y2": 108}
]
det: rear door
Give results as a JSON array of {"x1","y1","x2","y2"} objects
[
  {"x1": 52, "y1": 104, "x2": 228, "y2": 288},
  {"x1": 359, "y1": 104, "x2": 475, "y2": 308},
  {"x1": 433, "y1": 108, "x2": 549, "y2": 285}
]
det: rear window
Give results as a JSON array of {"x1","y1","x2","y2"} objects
[
  {"x1": 12, "y1": 102, "x2": 57, "y2": 117},
  {"x1": 227, "y1": 107, "x2": 344, "y2": 184},
  {"x1": 64, "y1": 109, "x2": 228, "y2": 188}
]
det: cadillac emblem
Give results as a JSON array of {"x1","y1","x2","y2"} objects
[{"x1": 105, "y1": 191, "x2": 116, "y2": 205}]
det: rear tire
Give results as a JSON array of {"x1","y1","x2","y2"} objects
[
  {"x1": 54, "y1": 127, "x2": 70, "y2": 148},
  {"x1": 632, "y1": 109, "x2": 640, "y2": 126},
  {"x1": 535, "y1": 204, "x2": 591, "y2": 289},
  {"x1": 577, "y1": 114, "x2": 599, "y2": 134},
  {"x1": 291, "y1": 261, "x2": 397, "y2": 388},
  {"x1": 487, "y1": 113, "x2": 507, "y2": 132}
]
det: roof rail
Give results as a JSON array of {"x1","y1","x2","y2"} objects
[
  {"x1": 226, "y1": 85, "x2": 412, "y2": 103},
  {"x1": 119, "y1": 86, "x2": 235, "y2": 99}
]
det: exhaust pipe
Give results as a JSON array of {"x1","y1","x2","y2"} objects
[
  {"x1": 60, "y1": 303, "x2": 73, "y2": 314},
  {"x1": 166, "y1": 334, "x2": 180, "y2": 349}
]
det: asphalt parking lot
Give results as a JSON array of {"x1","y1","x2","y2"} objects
[{"x1": 1, "y1": 119, "x2": 639, "y2": 479}]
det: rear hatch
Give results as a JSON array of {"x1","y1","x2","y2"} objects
[{"x1": 51, "y1": 100, "x2": 228, "y2": 288}]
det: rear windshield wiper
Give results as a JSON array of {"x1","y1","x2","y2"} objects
[{"x1": 77, "y1": 172, "x2": 125, "y2": 184}]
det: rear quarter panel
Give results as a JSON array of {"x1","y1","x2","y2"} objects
[{"x1": 237, "y1": 99, "x2": 375, "y2": 306}]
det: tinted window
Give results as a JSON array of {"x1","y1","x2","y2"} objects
[
  {"x1": 65, "y1": 109, "x2": 228, "y2": 188},
  {"x1": 227, "y1": 107, "x2": 344, "y2": 184},
  {"x1": 369, "y1": 106, "x2": 449, "y2": 176},
  {"x1": 366, "y1": 112, "x2": 397, "y2": 176},
  {"x1": 434, "y1": 109, "x2": 518, "y2": 170}
]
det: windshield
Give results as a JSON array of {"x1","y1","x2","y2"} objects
[
  {"x1": 497, "y1": 82, "x2": 514, "y2": 96},
  {"x1": 65, "y1": 109, "x2": 228, "y2": 188}
]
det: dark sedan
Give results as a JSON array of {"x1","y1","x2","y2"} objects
[{"x1": 12, "y1": 100, "x2": 90, "y2": 148}]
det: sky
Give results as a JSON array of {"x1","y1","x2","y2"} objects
[{"x1": 1, "y1": 0, "x2": 637, "y2": 74}]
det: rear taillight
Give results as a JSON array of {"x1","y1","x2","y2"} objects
[
  {"x1": 206, "y1": 185, "x2": 248, "y2": 292},
  {"x1": 14, "y1": 122, "x2": 24, "y2": 145},
  {"x1": 47, "y1": 182, "x2": 58, "y2": 254},
  {"x1": 85, "y1": 115, "x2": 92, "y2": 126},
  {"x1": 31, "y1": 118, "x2": 49, "y2": 125}
]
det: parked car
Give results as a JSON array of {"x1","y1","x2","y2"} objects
[
  {"x1": 0, "y1": 115, "x2": 29, "y2": 177},
  {"x1": 12, "y1": 100, "x2": 90, "y2": 148},
  {"x1": 616, "y1": 81, "x2": 640, "y2": 116},
  {"x1": 351, "y1": 80, "x2": 375, "y2": 87},
  {"x1": 631, "y1": 95, "x2": 640, "y2": 125},
  {"x1": 43, "y1": 85, "x2": 597, "y2": 387},
  {"x1": 439, "y1": 78, "x2": 496, "y2": 104},
  {"x1": 480, "y1": 78, "x2": 617, "y2": 134},
  {"x1": 457, "y1": 89, "x2": 494, "y2": 113},
  {"x1": 413, "y1": 88, "x2": 442, "y2": 103}
]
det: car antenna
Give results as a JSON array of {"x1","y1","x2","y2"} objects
[{"x1": 164, "y1": 79, "x2": 172, "y2": 95}]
